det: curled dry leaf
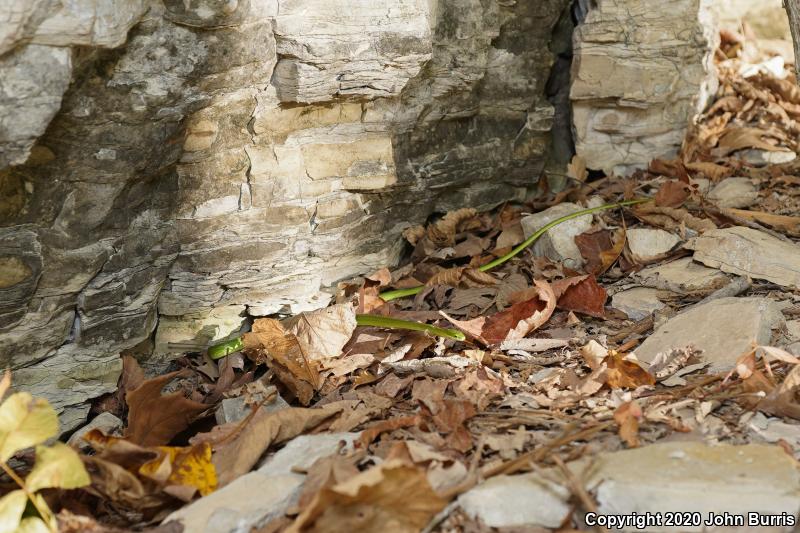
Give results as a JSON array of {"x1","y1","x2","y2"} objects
[
  {"x1": 443, "y1": 280, "x2": 555, "y2": 345},
  {"x1": 716, "y1": 127, "x2": 781, "y2": 156},
  {"x1": 287, "y1": 459, "x2": 447, "y2": 533},
  {"x1": 552, "y1": 274, "x2": 607, "y2": 318},
  {"x1": 244, "y1": 304, "x2": 357, "y2": 404},
  {"x1": 124, "y1": 372, "x2": 209, "y2": 447},
  {"x1": 654, "y1": 180, "x2": 691, "y2": 208},
  {"x1": 194, "y1": 403, "x2": 347, "y2": 487},
  {"x1": 604, "y1": 352, "x2": 655, "y2": 389},
  {"x1": 575, "y1": 227, "x2": 626, "y2": 275},
  {"x1": 614, "y1": 400, "x2": 642, "y2": 448},
  {"x1": 427, "y1": 208, "x2": 479, "y2": 246},
  {"x1": 580, "y1": 340, "x2": 608, "y2": 371},
  {"x1": 759, "y1": 364, "x2": 800, "y2": 420}
]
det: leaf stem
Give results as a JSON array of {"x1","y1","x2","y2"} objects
[
  {"x1": 380, "y1": 198, "x2": 650, "y2": 302},
  {"x1": 0, "y1": 460, "x2": 55, "y2": 532}
]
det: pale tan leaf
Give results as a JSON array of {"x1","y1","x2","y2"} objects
[
  {"x1": 759, "y1": 346, "x2": 800, "y2": 365},
  {"x1": 0, "y1": 490, "x2": 27, "y2": 533},
  {"x1": 26, "y1": 443, "x2": 90, "y2": 492},
  {"x1": 0, "y1": 393, "x2": 58, "y2": 462}
]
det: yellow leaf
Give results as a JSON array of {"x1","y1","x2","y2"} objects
[
  {"x1": 15, "y1": 516, "x2": 51, "y2": 533},
  {"x1": 139, "y1": 442, "x2": 217, "y2": 498},
  {"x1": 26, "y1": 443, "x2": 90, "y2": 492},
  {"x1": 0, "y1": 490, "x2": 26, "y2": 533},
  {"x1": 0, "y1": 393, "x2": 58, "y2": 461}
]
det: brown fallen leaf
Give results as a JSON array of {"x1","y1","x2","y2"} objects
[
  {"x1": 194, "y1": 403, "x2": 347, "y2": 486},
  {"x1": 759, "y1": 364, "x2": 800, "y2": 420},
  {"x1": 425, "y1": 266, "x2": 497, "y2": 289},
  {"x1": 604, "y1": 352, "x2": 655, "y2": 389},
  {"x1": 125, "y1": 372, "x2": 209, "y2": 447},
  {"x1": 654, "y1": 180, "x2": 691, "y2": 208},
  {"x1": 722, "y1": 209, "x2": 800, "y2": 236},
  {"x1": 575, "y1": 227, "x2": 626, "y2": 276},
  {"x1": 716, "y1": 127, "x2": 782, "y2": 156},
  {"x1": 428, "y1": 208, "x2": 479, "y2": 246},
  {"x1": 552, "y1": 274, "x2": 607, "y2": 318},
  {"x1": 244, "y1": 304, "x2": 357, "y2": 404},
  {"x1": 358, "y1": 416, "x2": 420, "y2": 448},
  {"x1": 286, "y1": 459, "x2": 447, "y2": 533},
  {"x1": 685, "y1": 161, "x2": 731, "y2": 181},
  {"x1": 614, "y1": 401, "x2": 642, "y2": 447}
]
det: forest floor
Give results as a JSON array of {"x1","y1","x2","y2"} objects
[{"x1": 9, "y1": 29, "x2": 800, "y2": 533}]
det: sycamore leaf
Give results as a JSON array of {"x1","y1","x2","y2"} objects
[
  {"x1": 26, "y1": 443, "x2": 90, "y2": 492},
  {"x1": 287, "y1": 460, "x2": 446, "y2": 533},
  {"x1": 0, "y1": 490, "x2": 27, "y2": 533},
  {"x1": 125, "y1": 372, "x2": 209, "y2": 447},
  {"x1": 717, "y1": 127, "x2": 781, "y2": 156},
  {"x1": 0, "y1": 393, "x2": 58, "y2": 462}
]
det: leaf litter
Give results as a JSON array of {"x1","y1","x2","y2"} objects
[{"x1": 18, "y1": 29, "x2": 800, "y2": 533}]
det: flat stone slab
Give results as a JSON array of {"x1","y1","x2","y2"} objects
[
  {"x1": 635, "y1": 297, "x2": 784, "y2": 372},
  {"x1": 458, "y1": 442, "x2": 800, "y2": 532},
  {"x1": 588, "y1": 442, "x2": 800, "y2": 532},
  {"x1": 165, "y1": 432, "x2": 359, "y2": 533},
  {"x1": 626, "y1": 228, "x2": 681, "y2": 262},
  {"x1": 707, "y1": 177, "x2": 758, "y2": 209},
  {"x1": 457, "y1": 471, "x2": 571, "y2": 529},
  {"x1": 634, "y1": 257, "x2": 729, "y2": 294},
  {"x1": 686, "y1": 226, "x2": 800, "y2": 290},
  {"x1": 611, "y1": 287, "x2": 666, "y2": 321}
]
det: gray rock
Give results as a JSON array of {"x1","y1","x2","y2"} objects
[
  {"x1": 634, "y1": 257, "x2": 729, "y2": 294},
  {"x1": 589, "y1": 442, "x2": 800, "y2": 532},
  {"x1": 215, "y1": 391, "x2": 290, "y2": 426},
  {"x1": 738, "y1": 148, "x2": 797, "y2": 167},
  {"x1": 686, "y1": 226, "x2": 800, "y2": 289},
  {"x1": 165, "y1": 432, "x2": 359, "y2": 533},
  {"x1": 67, "y1": 412, "x2": 123, "y2": 451},
  {"x1": 747, "y1": 412, "x2": 800, "y2": 452},
  {"x1": 626, "y1": 228, "x2": 681, "y2": 263},
  {"x1": 457, "y1": 472, "x2": 571, "y2": 529},
  {"x1": 521, "y1": 202, "x2": 596, "y2": 269},
  {"x1": 611, "y1": 287, "x2": 666, "y2": 321},
  {"x1": 635, "y1": 297, "x2": 784, "y2": 373},
  {"x1": 707, "y1": 177, "x2": 758, "y2": 208}
]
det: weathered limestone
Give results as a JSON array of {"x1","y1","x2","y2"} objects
[
  {"x1": 686, "y1": 227, "x2": 800, "y2": 289},
  {"x1": 0, "y1": 0, "x2": 722, "y2": 429},
  {"x1": 635, "y1": 297, "x2": 785, "y2": 372},
  {"x1": 572, "y1": 0, "x2": 718, "y2": 174}
]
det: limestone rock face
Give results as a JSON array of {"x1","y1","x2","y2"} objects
[
  {"x1": 571, "y1": 0, "x2": 718, "y2": 174},
  {"x1": 0, "y1": 0, "x2": 720, "y2": 430}
]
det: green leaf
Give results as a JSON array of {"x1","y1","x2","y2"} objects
[
  {"x1": 0, "y1": 393, "x2": 58, "y2": 462},
  {"x1": 0, "y1": 490, "x2": 26, "y2": 533},
  {"x1": 15, "y1": 516, "x2": 51, "y2": 533},
  {"x1": 26, "y1": 443, "x2": 90, "y2": 492}
]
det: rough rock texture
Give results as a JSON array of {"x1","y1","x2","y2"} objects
[
  {"x1": 0, "y1": 0, "x2": 721, "y2": 429},
  {"x1": 0, "y1": 0, "x2": 571, "y2": 429},
  {"x1": 571, "y1": 0, "x2": 718, "y2": 174},
  {"x1": 611, "y1": 287, "x2": 665, "y2": 321},
  {"x1": 687, "y1": 227, "x2": 800, "y2": 289},
  {"x1": 707, "y1": 177, "x2": 759, "y2": 208},
  {"x1": 633, "y1": 257, "x2": 729, "y2": 294},
  {"x1": 165, "y1": 432, "x2": 359, "y2": 532},
  {"x1": 625, "y1": 228, "x2": 681, "y2": 263},
  {"x1": 635, "y1": 297, "x2": 785, "y2": 372},
  {"x1": 520, "y1": 201, "x2": 597, "y2": 270}
]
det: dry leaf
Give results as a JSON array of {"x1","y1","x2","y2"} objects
[
  {"x1": 654, "y1": 180, "x2": 691, "y2": 208},
  {"x1": 716, "y1": 127, "x2": 781, "y2": 156},
  {"x1": 580, "y1": 340, "x2": 608, "y2": 371},
  {"x1": 125, "y1": 372, "x2": 208, "y2": 447},
  {"x1": 575, "y1": 227, "x2": 626, "y2": 275},
  {"x1": 567, "y1": 155, "x2": 589, "y2": 183},
  {"x1": 197, "y1": 403, "x2": 347, "y2": 486},
  {"x1": 552, "y1": 274, "x2": 607, "y2": 318},
  {"x1": 759, "y1": 365, "x2": 800, "y2": 420},
  {"x1": 287, "y1": 460, "x2": 447, "y2": 533},
  {"x1": 604, "y1": 352, "x2": 655, "y2": 389},
  {"x1": 614, "y1": 401, "x2": 642, "y2": 447}
]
